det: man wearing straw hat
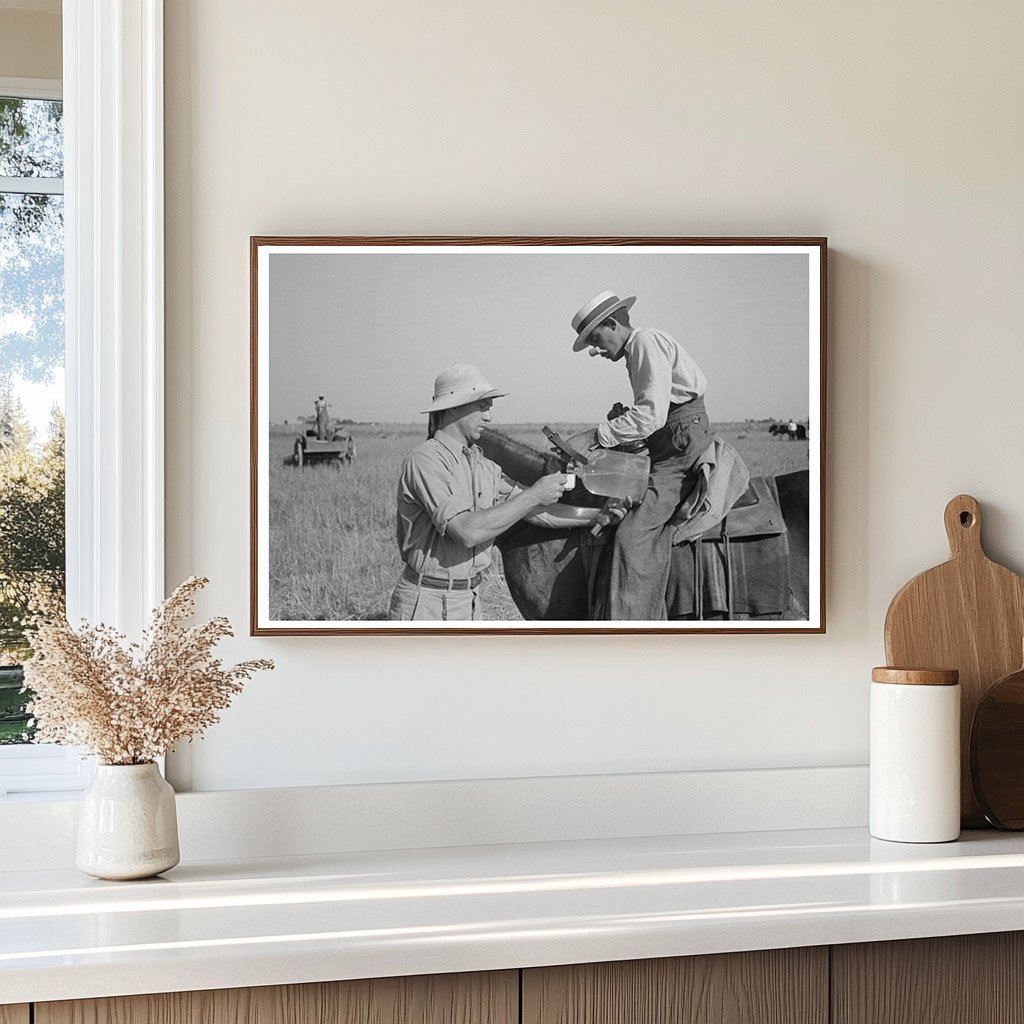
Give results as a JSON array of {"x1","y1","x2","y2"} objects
[
  {"x1": 389, "y1": 363, "x2": 569, "y2": 621},
  {"x1": 568, "y1": 290, "x2": 713, "y2": 620}
]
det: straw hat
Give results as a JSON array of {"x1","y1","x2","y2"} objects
[
  {"x1": 421, "y1": 363, "x2": 509, "y2": 414},
  {"x1": 571, "y1": 290, "x2": 636, "y2": 352}
]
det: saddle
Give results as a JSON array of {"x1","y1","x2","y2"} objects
[{"x1": 690, "y1": 476, "x2": 786, "y2": 543}]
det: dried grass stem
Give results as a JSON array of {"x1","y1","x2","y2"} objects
[{"x1": 23, "y1": 577, "x2": 273, "y2": 765}]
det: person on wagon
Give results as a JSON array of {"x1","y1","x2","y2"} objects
[
  {"x1": 389, "y1": 363, "x2": 569, "y2": 622},
  {"x1": 314, "y1": 395, "x2": 330, "y2": 440},
  {"x1": 568, "y1": 290, "x2": 714, "y2": 620}
]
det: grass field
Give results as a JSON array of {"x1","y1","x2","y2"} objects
[{"x1": 267, "y1": 421, "x2": 810, "y2": 622}]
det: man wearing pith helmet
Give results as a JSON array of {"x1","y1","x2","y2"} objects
[
  {"x1": 569, "y1": 290, "x2": 713, "y2": 619},
  {"x1": 389, "y1": 363, "x2": 568, "y2": 621}
]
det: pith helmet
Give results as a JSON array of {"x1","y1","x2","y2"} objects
[
  {"x1": 421, "y1": 363, "x2": 509, "y2": 414},
  {"x1": 571, "y1": 290, "x2": 636, "y2": 352}
]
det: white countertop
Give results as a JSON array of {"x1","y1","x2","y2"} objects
[{"x1": 4, "y1": 826, "x2": 1024, "y2": 1005}]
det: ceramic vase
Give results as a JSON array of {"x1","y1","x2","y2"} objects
[{"x1": 76, "y1": 762, "x2": 180, "y2": 880}]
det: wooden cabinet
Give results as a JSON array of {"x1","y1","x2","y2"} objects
[
  {"x1": 521, "y1": 935, "x2": 1024, "y2": 1024},
  {"x1": 832, "y1": 932, "x2": 1024, "y2": 1024},
  {"x1": 17, "y1": 933, "x2": 1024, "y2": 1024},
  {"x1": 35, "y1": 971, "x2": 517, "y2": 1024},
  {"x1": 522, "y1": 948, "x2": 828, "y2": 1024}
]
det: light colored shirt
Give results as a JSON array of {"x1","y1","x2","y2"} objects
[
  {"x1": 396, "y1": 432, "x2": 514, "y2": 580},
  {"x1": 596, "y1": 327, "x2": 708, "y2": 447}
]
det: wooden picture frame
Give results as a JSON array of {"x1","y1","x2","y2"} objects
[{"x1": 251, "y1": 236, "x2": 826, "y2": 635}]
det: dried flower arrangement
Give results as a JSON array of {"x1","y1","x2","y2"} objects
[{"x1": 22, "y1": 577, "x2": 273, "y2": 765}]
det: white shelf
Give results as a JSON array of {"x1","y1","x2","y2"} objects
[{"x1": 4, "y1": 826, "x2": 1024, "y2": 1004}]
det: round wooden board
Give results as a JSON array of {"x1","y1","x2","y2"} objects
[{"x1": 971, "y1": 664, "x2": 1024, "y2": 829}]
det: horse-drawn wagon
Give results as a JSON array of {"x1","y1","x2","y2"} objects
[
  {"x1": 285, "y1": 395, "x2": 356, "y2": 469},
  {"x1": 287, "y1": 430, "x2": 355, "y2": 469}
]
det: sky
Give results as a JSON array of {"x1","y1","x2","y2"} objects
[
  {"x1": 12, "y1": 367, "x2": 62, "y2": 441},
  {"x1": 1, "y1": 98, "x2": 65, "y2": 445},
  {"x1": 267, "y1": 247, "x2": 815, "y2": 427},
  {"x1": 1, "y1": 291, "x2": 64, "y2": 447}
]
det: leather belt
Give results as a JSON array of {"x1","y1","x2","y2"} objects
[{"x1": 403, "y1": 565, "x2": 484, "y2": 591}]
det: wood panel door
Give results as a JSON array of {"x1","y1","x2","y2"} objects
[
  {"x1": 36, "y1": 971, "x2": 517, "y2": 1024},
  {"x1": 832, "y1": 933, "x2": 1024, "y2": 1024},
  {"x1": 0, "y1": 1007, "x2": 29, "y2": 1024},
  {"x1": 522, "y1": 949, "x2": 828, "y2": 1024}
]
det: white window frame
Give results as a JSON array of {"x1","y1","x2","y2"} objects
[
  {"x1": 0, "y1": 77, "x2": 61, "y2": 101},
  {"x1": 0, "y1": 0, "x2": 164, "y2": 799},
  {"x1": 0, "y1": 77, "x2": 64, "y2": 191}
]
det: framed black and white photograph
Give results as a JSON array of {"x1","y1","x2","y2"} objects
[{"x1": 250, "y1": 237, "x2": 826, "y2": 635}]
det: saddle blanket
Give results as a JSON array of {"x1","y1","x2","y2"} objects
[
  {"x1": 585, "y1": 523, "x2": 791, "y2": 619},
  {"x1": 667, "y1": 520, "x2": 791, "y2": 618}
]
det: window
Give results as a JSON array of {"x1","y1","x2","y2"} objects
[
  {"x1": 0, "y1": 79, "x2": 85, "y2": 797},
  {"x1": 0, "y1": 87, "x2": 65, "y2": 723},
  {"x1": 0, "y1": 5, "x2": 166, "y2": 799}
]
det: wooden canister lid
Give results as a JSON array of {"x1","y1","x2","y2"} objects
[{"x1": 871, "y1": 667, "x2": 959, "y2": 686}]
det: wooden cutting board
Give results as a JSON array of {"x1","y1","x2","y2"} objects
[{"x1": 884, "y1": 494, "x2": 1024, "y2": 827}]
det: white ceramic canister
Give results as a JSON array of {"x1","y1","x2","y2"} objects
[{"x1": 870, "y1": 667, "x2": 961, "y2": 843}]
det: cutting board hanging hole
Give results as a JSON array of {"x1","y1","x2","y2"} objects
[{"x1": 944, "y1": 494, "x2": 982, "y2": 556}]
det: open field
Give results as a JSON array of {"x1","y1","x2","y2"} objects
[{"x1": 266, "y1": 421, "x2": 810, "y2": 622}]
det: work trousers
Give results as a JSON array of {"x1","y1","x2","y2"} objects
[
  {"x1": 388, "y1": 575, "x2": 482, "y2": 621},
  {"x1": 606, "y1": 398, "x2": 712, "y2": 620}
]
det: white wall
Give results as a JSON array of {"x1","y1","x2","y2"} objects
[{"x1": 163, "y1": 0, "x2": 1024, "y2": 792}]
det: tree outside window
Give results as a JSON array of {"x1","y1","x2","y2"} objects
[{"x1": 0, "y1": 94, "x2": 65, "y2": 744}]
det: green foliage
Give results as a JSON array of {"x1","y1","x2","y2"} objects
[
  {"x1": 0, "y1": 665, "x2": 31, "y2": 743},
  {"x1": 0, "y1": 97, "x2": 62, "y2": 178},
  {"x1": 0, "y1": 397, "x2": 63, "y2": 743},
  {"x1": 0, "y1": 390, "x2": 65, "y2": 664}
]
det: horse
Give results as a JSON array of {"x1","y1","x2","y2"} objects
[
  {"x1": 770, "y1": 420, "x2": 809, "y2": 441},
  {"x1": 477, "y1": 428, "x2": 810, "y2": 621}
]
